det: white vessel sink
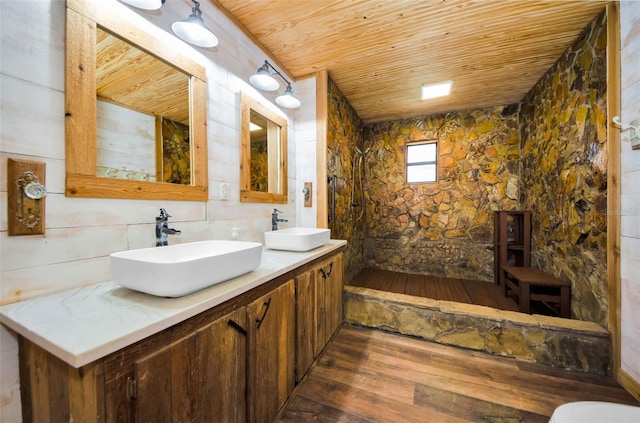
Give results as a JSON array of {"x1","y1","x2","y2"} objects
[
  {"x1": 110, "y1": 241, "x2": 262, "y2": 297},
  {"x1": 264, "y1": 227, "x2": 330, "y2": 252}
]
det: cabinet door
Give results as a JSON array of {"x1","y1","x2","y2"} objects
[
  {"x1": 247, "y1": 279, "x2": 295, "y2": 423},
  {"x1": 295, "y1": 268, "x2": 317, "y2": 382},
  {"x1": 197, "y1": 307, "x2": 247, "y2": 423},
  {"x1": 324, "y1": 252, "x2": 344, "y2": 343},
  {"x1": 130, "y1": 307, "x2": 247, "y2": 423},
  {"x1": 316, "y1": 252, "x2": 344, "y2": 354},
  {"x1": 134, "y1": 333, "x2": 199, "y2": 422}
]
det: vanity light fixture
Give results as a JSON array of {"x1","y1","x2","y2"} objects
[
  {"x1": 421, "y1": 80, "x2": 453, "y2": 100},
  {"x1": 171, "y1": 0, "x2": 219, "y2": 48},
  {"x1": 276, "y1": 84, "x2": 302, "y2": 109},
  {"x1": 119, "y1": 0, "x2": 165, "y2": 10},
  {"x1": 120, "y1": 0, "x2": 218, "y2": 47},
  {"x1": 249, "y1": 60, "x2": 301, "y2": 109},
  {"x1": 249, "y1": 62, "x2": 280, "y2": 91}
]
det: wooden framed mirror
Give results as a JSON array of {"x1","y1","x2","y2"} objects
[
  {"x1": 65, "y1": 0, "x2": 208, "y2": 201},
  {"x1": 240, "y1": 92, "x2": 288, "y2": 204}
]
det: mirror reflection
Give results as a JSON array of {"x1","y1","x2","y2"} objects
[
  {"x1": 95, "y1": 28, "x2": 191, "y2": 184},
  {"x1": 240, "y1": 92, "x2": 288, "y2": 204},
  {"x1": 249, "y1": 110, "x2": 282, "y2": 193}
]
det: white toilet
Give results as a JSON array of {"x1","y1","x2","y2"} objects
[{"x1": 549, "y1": 401, "x2": 640, "y2": 422}]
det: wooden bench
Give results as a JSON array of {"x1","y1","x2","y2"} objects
[{"x1": 501, "y1": 265, "x2": 571, "y2": 318}]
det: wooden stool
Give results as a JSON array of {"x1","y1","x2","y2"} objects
[{"x1": 501, "y1": 265, "x2": 571, "y2": 318}]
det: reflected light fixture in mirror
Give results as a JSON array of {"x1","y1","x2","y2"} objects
[{"x1": 249, "y1": 60, "x2": 301, "y2": 109}]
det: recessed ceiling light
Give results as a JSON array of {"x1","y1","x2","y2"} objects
[{"x1": 421, "y1": 80, "x2": 453, "y2": 100}]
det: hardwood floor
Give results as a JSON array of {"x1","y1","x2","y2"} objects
[
  {"x1": 279, "y1": 325, "x2": 639, "y2": 422},
  {"x1": 350, "y1": 268, "x2": 520, "y2": 312}
]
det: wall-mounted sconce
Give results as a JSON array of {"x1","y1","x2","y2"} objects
[
  {"x1": 612, "y1": 116, "x2": 640, "y2": 150},
  {"x1": 119, "y1": 0, "x2": 218, "y2": 47},
  {"x1": 249, "y1": 60, "x2": 301, "y2": 109},
  {"x1": 7, "y1": 158, "x2": 46, "y2": 236}
]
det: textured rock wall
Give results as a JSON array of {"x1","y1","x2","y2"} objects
[
  {"x1": 249, "y1": 141, "x2": 268, "y2": 192},
  {"x1": 327, "y1": 77, "x2": 366, "y2": 282},
  {"x1": 362, "y1": 106, "x2": 521, "y2": 281},
  {"x1": 519, "y1": 12, "x2": 608, "y2": 325},
  {"x1": 161, "y1": 118, "x2": 191, "y2": 184}
]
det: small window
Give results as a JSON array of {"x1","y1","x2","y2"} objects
[{"x1": 406, "y1": 141, "x2": 437, "y2": 183}]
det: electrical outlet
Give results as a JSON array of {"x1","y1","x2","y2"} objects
[{"x1": 220, "y1": 183, "x2": 230, "y2": 201}]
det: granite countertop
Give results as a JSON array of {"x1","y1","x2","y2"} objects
[{"x1": 0, "y1": 240, "x2": 346, "y2": 368}]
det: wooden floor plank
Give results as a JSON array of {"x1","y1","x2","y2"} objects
[
  {"x1": 365, "y1": 350, "x2": 560, "y2": 416},
  {"x1": 279, "y1": 395, "x2": 372, "y2": 423},
  {"x1": 404, "y1": 274, "x2": 428, "y2": 297},
  {"x1": 422, "y1": 274, "x2": 440, "y2": 299},
  {"x1": 413, "y1": 382, "x2": 548, "y2": 423},
  {"x1": 461, "y1": 278, "x2": 520, "y2": 311},
  {"x1": 279, "y1": 326, "x2": 639, "y2": 422},
  {"x1": 312, "y1": 352, "x2": 416, "y2": 406},
  {"x1": 446, "y1": 278, "x2": 474, "y2": 303},
  {"x1": 349, "y1": 268, "x2": 520, "y2": 312},
  {"x1": 435, "y1": 276, "x2": 460, "y2": 302},
  {"x1": 284, "y1": 372, "x2": 469, "y2": 423},
  {"x1": 387, "y1": 272, "x2": 407, "y2": 295}
]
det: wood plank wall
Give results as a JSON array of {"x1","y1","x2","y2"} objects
[{"x1": 0, "y1": 0, "x2": 316, "y2": 420}]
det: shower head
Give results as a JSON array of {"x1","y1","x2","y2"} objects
[{"x1": 355, "y1": 146, "x2": 371, "y2": 156}]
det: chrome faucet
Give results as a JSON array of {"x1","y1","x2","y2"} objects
[
  {"x1": 155, "y1": 208, "x2": 181, "y2": 246},
  {"x1": 271, "y1": 208, "x2": 288, "y2": 231}
]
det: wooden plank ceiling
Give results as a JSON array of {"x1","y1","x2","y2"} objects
[{"x1": 212, "y1": 0, "x2": 608, "y2": 124}]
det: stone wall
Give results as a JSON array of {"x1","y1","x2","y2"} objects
[
  {"x1": 362, "y1": 106, "x2": 521, "y2": 281},
  {"x1": 345, "y1": 286, "x2": 611, "y2": 375},
  {"x1": 249, "y1": 139, "x2": 268, "y2": 191},
  {"x1": 327, "y1": 77, "x2": 366, "y2": 282},
  {"x1": 519, "y1": 11, "x2": 608, "y2": 325}
]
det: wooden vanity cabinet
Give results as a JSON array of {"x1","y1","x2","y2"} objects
[
  {"x1": 296, "y1": 252, "x2": 344, "y2": 381},
  {"x1": 17, "y1": 248, "x2": 344, "y2": 423}
]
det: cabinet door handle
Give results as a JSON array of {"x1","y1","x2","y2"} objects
[
  {"x1": 320, "y1": 262, "x2": 333, "y2": 279},
  {"x1": 228, "y1": 319, "x2": 247, "y2": 336},
  {"x1": 255, "y1": 297, "x2": 272, "y2": 329},
  {"x1": 126, "y1": 376, "x2": 137, "y2": 402}
]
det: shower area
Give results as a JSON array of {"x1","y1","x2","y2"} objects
[
  {"x1": 321, "y1": 9, "x2": 613, "y2": 369},
  {"x1": 326, "y1": 5, "x2": 610, "y2": 326},
  {"x1": 326, "y1": 77, "x2": 518, "y2": 310}
]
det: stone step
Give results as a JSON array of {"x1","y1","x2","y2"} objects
[{"x1": 344, "y1": 285, "x2": 611, "y2": 375}]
